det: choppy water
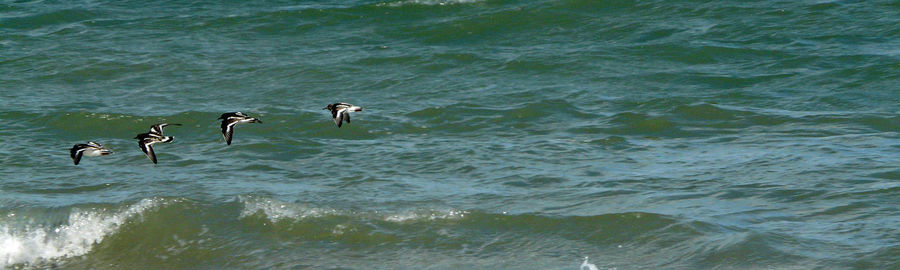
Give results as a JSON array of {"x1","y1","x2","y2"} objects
[{"x1": 2, "y1": 0, "x2": 900, "y2": 269}]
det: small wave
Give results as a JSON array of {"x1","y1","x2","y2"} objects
[
  {"x1": 691, "y1": 231, "x2": 811, "y2": 268},
  {"x1": 404, "y1": 100, "x2": 596, "y2": 134},
  {"x1": 238, "y1": 195, "x2": 340, "y2": 221},
  {"x1": 1, "y1": 8, "x2": 98, "y2": 30},
  {"x1": 237, "y1": 195, "x2": 467, "y2": 223},
  {"x1": 673, "y1": 103, "x2": 738, "y2": 121},
  {"x1": 238, "y1": 196, "x2": 684, "y2": 242},
  {"x1": 236, "y1": 196, "x2": 471, "y2": 245},
  {"x1": 382, "y1": 209, "x2": 469, "y2": 223},
  {"x1": 378, "y1": 0, "x2": 483, "y2": 7},
  {"x1": 608, "y1": 112, "x2": 683, "y2": 136},
  {"x1": 0, "y1": 198, "x2": 168, "y2": 268}
]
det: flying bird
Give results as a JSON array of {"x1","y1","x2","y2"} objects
[
  {"x1": 218, "y1": 112, "x2": 262, "y2": 145},
  {"x1": 148, "y1": 123, "x2": 179, "y2": 135},
  {"x1": 135, "y1": 123, "x2": 179, "y2": 164},
  {"x1": 69, "y1": 141, "x2": 112, "y2": 165},
  {"x1": 323, "y1": 103, "x2": 363, "y2": 128}
]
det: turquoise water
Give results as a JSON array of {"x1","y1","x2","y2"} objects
[{"x1": 2, "y1": 0, "x2": 900, "y2": 268}]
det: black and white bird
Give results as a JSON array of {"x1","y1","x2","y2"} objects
[
  {"x1": 218, "y1": 112, "x2": 262, "y2": 145},
  {"x1": 323, "y1": 103, "x2": 363, "y2": 128},
  {"x1": 69, "y1": 141, "x2": 112, "y2": 165},
  {"x1": 134, "y1": 123, "x2": 179, "y2": 164}
]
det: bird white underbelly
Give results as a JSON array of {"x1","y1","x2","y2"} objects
[{"x1": 82, "y1": 148, "x2": 110, "y2": 157}]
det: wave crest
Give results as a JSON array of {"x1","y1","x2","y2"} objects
[
  {"x1": 237, "y1": 195, "x2": 467, "y2": 223},
  {"x1": 378, "y1": 0, "x2": 484, "y2": 7},
  {"x1": 0, "y1": 198, "x2": 169, "y2": 268}
]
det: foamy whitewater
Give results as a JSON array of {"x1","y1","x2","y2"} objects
[
  {"x1": 239, "y1": 195, "x2": 469, "y2": 225},
  {"x1": 0, "y1": 198, "x2": 167, "y2": 267}
]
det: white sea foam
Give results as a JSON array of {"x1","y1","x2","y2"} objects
[
  {"x1": 378, "y1": 0, "x2": 483, "y2": 7},
  {"x1": 238, "y1": 196, "x2": 339, "y2": 222},
  {"x1": 0, "y1": 198, "x2": 165, "y2": 268},
  {"x1": 579, "y1": 257, "x2": 617, "y2": 270},
  {"x1": 580, "y1": 257, "x2": 598, "y2": 270},
  {"x1": 383, "y1": 209, "x2": 468, "y2": 223},
  {"x1": 238, "y1": 196, "x2": 467, "y2": 223}
]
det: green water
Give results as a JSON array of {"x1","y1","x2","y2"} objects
[{"x1": 2, "y1": 0, "x2": 900, "y2": 269}]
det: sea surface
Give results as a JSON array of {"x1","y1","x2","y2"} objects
[{"x1": 2, "y1": 0, "x2": 900, "y2": 269}]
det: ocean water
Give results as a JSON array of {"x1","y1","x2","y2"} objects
[{"x1": 2, "y1": 0, "x2": 900, "y2": 269}]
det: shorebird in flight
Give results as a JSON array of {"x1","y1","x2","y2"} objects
[
  {"x1": 135, "y1": 123, "x2": 179, "y2": 164},
  {"x1": 323, "y1": 103, "x2": 363, "y2": 128},
  {"x1": 218, "y1": 112, "x2": 262, "y2": 145},
  {"x1": 69, "y1": 141, "x2": 112, "y2": 165}
]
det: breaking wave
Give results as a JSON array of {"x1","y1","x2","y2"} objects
[{"x1": 0, "y1": 198, "x2": 170, "y2": 268}]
